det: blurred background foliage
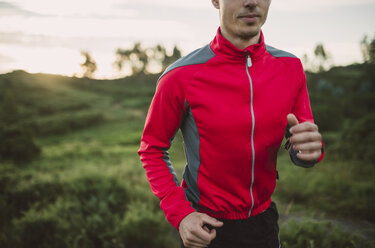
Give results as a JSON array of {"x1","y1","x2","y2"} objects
[{"x1": 0, "y1": 38, "x2": 374, "y2": 247}]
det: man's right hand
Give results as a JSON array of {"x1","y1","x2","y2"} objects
[{"x1": 179, "y1": 212, "x2": 224, "y2": 248}]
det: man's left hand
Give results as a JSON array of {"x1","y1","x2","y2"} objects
[{"x1": 287, "y1": 113, "x2": 322, "y2": 161}]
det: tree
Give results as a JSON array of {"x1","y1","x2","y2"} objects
[
  {"x1": 114, "y1": 43, "x2": 182, "y2": 76},
  {"x1": 301, "y1": 53, "x2": 313, "y2": 72},
  {"x1": 80, "y1": 51, "x2": 97, "y2": 78},
  {"x1": 155, "y1": 45, "x2": 182, "y2": 71},
  {"x1": 370, "y1": 39, "x2": 375, "y2": 64},
  {"x1": 314, "y1": 43, "x2": 331, "y2": 72},
  {"x1": 360, "y1": 34, "x2": 375, "y2": 96},
  {"x1": 114, "y1": 42, "x2": 148, "y2": 75},
  {"x1": 360, "y1": 34, "x2": 375, "y2": 64},
  {"x1": 360, "y1": 35, "x2": 371, "y2": 63}
]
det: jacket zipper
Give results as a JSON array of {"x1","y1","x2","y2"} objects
[{"x1": 246, "y1": 52, "x2": 255, "y2": 217}]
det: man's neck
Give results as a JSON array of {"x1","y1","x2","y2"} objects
[{"x1": 221, "y1": 29, "x2": 261, "y2": 50}]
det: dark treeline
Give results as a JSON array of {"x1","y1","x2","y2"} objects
[
  {"x1": 307, "y1": 62, "x2": 375, "y2": 163},
  {"x1": 81, "y1": 43, "x2": 182, "y2": 78}
]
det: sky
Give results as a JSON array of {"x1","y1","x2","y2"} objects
[{"x1": 0, "y1": 0, "x2": 374, "y2": 78}]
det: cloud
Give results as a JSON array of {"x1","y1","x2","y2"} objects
[
  {"x1": 0, "y1": 1, "x2": 40, "y2": 16},
  {"x1": 119, "y1": 0, "x2": 212, "y2": 9},
  {"x1": 8, "y1": 0, "x2": 213, "y2": 19},
  {"x1": 0, "y1": 32, "x2": 55, "y2": 47},
  {"x1": 0, "y1": 15, "x2": 193, "y2": 41},
  {"x1": 0, "y1": 31, "x2": 137, "y2": 54},
  {"x1": 10, "y1": 0, "x2": 137, "y2": 18},
  {"x1": 0, "y1": 43, "x2": 82, "y2": 76},
  {"x1": 271, "y1": 0, "x2": 375, "y2": 12},
  {"x1": 0, "y1": 52, "x2": 14, "y2": 64}
]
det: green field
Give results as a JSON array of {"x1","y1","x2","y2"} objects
[{"x1": 0, "y1": 67, "x2": 374, "y2": 248}]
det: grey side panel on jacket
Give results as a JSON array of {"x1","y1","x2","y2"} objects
[
  {"x1": 159, "y1": 44, "x2": 216, "y2": 80},
  {"x1": 181, "y1": 101, "x2": 201, "y2": 209},
  {"x1": 161, "y1": 133, "x2": 181, "y2": 186},
  {"x1": 266, "y1": 45, "x2": 297, "y2": 58}
]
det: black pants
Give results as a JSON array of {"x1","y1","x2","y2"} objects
[{"x1": 181, "y1": 202, "x2": 281, "y2": 248}]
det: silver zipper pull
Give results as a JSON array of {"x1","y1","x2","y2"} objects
[{"x1": 247, "y1": 55, "x2": 252, "y2": 67}]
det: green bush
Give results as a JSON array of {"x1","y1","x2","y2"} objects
[
  {"x1": 0, "y1": 124, "x2": 40, "y2": 163},
  {"x1": 13, "y1": 207, "x2": 69, "y2": 248},
  {"x1": 116, "y1": 201, "x2": 179, "y2": 248},
  {"x1": 8, "y1": 175, "x2": 179, "y2": 248},
  {"x1": 65, "y1": 174, "x2": 130, "y2": 215},
  {"x1": 280, "y1": 219, "x2": 370, "y2": 248},
  {"x1": 25, "y1": 112, "x2": 105, "y2": 136},
  {"x1": 6, "y1": 178, "x2": 63, "y2": 219},
  {"x1": 36, "y1": 102, "x2": 91, "y2": 115},
  {"x1": 340, "y1": 113, "x2": 375, "y2": 163},
  {"x1": 3, "y1": 173, "x2": 132, "y2": 248},
  {"x1": 312, "y1": 104, "x2": 344, "y2": 132},
  {"x1": 274, "y1": 155, "x2": 375, "y2": 221},
  {"x1": 14, "y1": 197, "x2": 121, "y2": 248}
]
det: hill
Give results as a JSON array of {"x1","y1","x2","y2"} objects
[{"x1": 0, "y1": 66, "x2": 374, "y2": 248}]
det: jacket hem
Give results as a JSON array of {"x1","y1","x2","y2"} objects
[{"x1": 199, "y1": 198, "x2": 271, "y2": 220}]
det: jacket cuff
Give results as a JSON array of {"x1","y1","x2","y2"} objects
[
  {"x1": 288, "y1": 148, "x2": 316, "y2": 168},
  {"x1": 169, "y1": 205, "x2": 196, "y2": 231},
  {"x1": 317, "y1": 140, "x2": 325, "y2": 162}
]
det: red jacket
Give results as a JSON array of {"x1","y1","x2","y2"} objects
[{"x1": 138, "y1": 28, "x2": 324, "y2": 230}]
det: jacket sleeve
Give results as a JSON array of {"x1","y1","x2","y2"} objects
[
  {"x1": 138, "y1": 73, "x2": 196, "y2": 230},
  {"x1": 286, "y1": 61, "x2": 324, "y2": 167}
]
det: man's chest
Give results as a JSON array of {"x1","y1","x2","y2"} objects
[{"x1": 184, "y1": 61, "x2": 300, "y2": 136}]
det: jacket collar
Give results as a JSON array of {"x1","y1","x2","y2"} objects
[{"x1": 210, "y1": 27, "x2": 266, "y2": 61}]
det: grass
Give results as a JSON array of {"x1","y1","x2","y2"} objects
[
  {"x1": 273, "y1": 147, "x2": 375, "y2": 222},
  {"x1": 0, "y1": 70, "x2": 374, "y2": 247}
]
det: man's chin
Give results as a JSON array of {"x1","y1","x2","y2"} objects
[{"x1": 237, "y1": 28, "x2": 260, "y2": 40}]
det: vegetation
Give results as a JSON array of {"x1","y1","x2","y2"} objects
[
  {"x1": 80, "y1": 51, "x2": 98, "y2": 78},
  {"x1": 280, "y1": 219, "x2": 368, "y2": 248},
  {"x1": 114, "y1": 43, "x2": 181, "y2": 75},
  {"x1": 0, "y1": 44, "x2": 374, "y2": 247}
]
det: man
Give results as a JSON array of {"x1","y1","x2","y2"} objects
[{"x1": 138, "y1": 0, "x2": 324, "y2": 247}]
